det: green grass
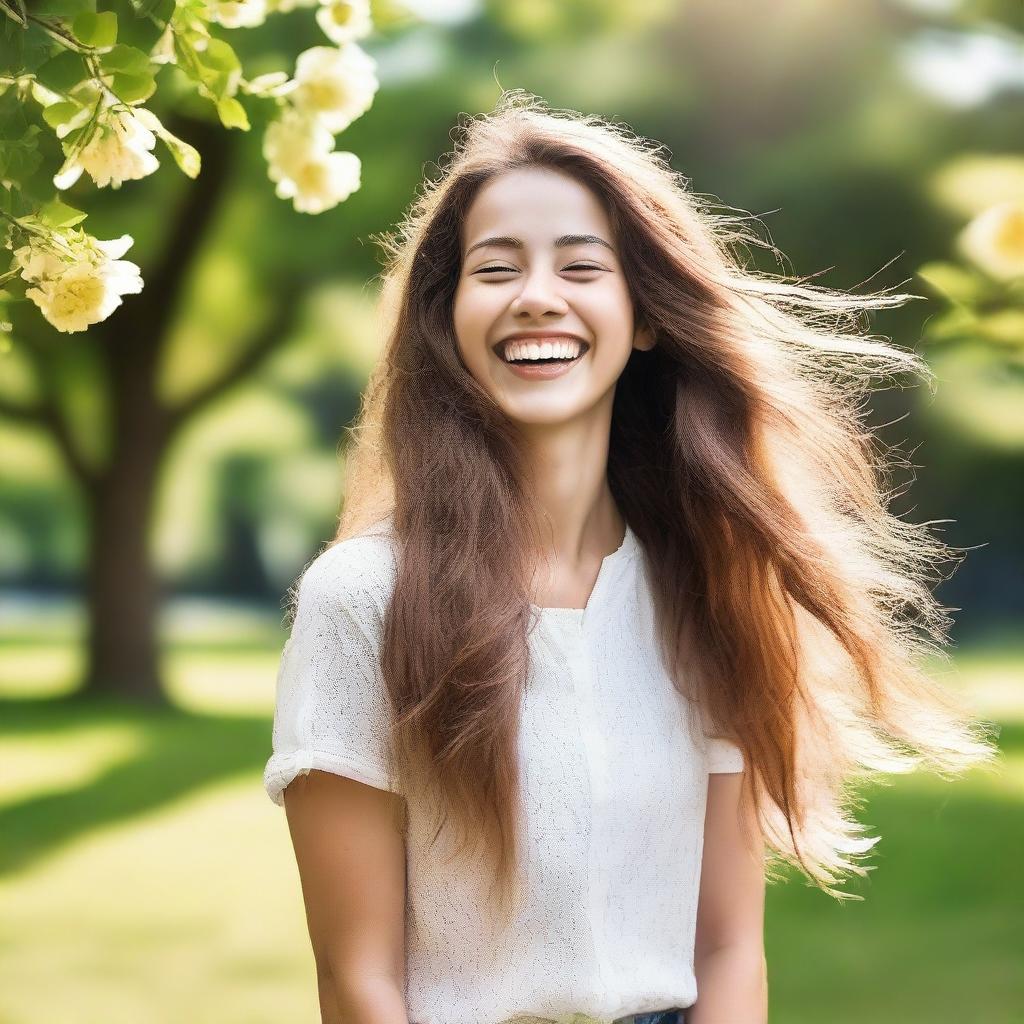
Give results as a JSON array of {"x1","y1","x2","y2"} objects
[{"x1": 0, "y1": 615, "x2": 1020, "y2": 1024}]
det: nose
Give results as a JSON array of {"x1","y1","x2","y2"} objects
[{"x1": 509, "y1": 267, "x2": 570, "y2": 320}]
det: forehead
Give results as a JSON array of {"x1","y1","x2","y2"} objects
[{"x1": 462, "y1": 167, "x2": 614, "y2": 247}]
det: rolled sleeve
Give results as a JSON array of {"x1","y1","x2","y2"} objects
[
  {"x1": 263, "y1": 539, "x2": 400, "y2": 806},
  {"x1": 705, "y1": 735, "x2": 745, "y2": 773}
]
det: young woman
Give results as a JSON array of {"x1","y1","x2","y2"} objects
[{"x1": 263, "y1": 91, "x2": 996, "y2": 1024}]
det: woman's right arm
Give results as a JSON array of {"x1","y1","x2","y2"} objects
[{"x1": 284, "y1": 768, "x2": 408, "y2": 1024}]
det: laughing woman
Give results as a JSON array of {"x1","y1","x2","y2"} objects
[{"x1": 263, "y1": 91, "x2": 996, "y2": 1024}]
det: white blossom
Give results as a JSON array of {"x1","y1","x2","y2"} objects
[
  {"x1": 244, "y1": 71, "x2": 296, "y2": 98},
  {"x1": 53, "y1": 102, "x2": 160, "y2": 190},
  {"x1": 290, "y1": 43, "x2": 378, "y2": 134},
  {"x1": 263, "y1": 109, "x2": 361, "y2": 213},
  {"x1": 209, "y1": 0, "x2": 268, "y2": 28},
  {"x1": 959, "y1": 200, "x2": 1024, "y2": 281},
  {"x1": 315, "y1": 0, "x2": 373, "y2": 46},
  {"x1": 284, "y1": 150, "x2": 361, "y2": 213},
  {"x1": 150, "y1": 22, "x2": 176, "y2": 64},
  {"x1": 263, "y1": 107, "x2": 335, "y2": 178},
  {"x1": 13, "y1": 241, "x2": 66, "y2": 284},
  {"x1": 14, "y1": 231, "x2": 144, "y2": 334}
]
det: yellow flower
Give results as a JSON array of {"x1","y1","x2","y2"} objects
[
  {"x1": 15, "y1": 232, "x2": 144, "y2": 334},
  {"x1": 315, "y1": 0, "x2": 373, "y2": 46},
  {"x1": 291, "y1": 43, "x2": 378, "y2": 134},
  {"x1": 263, "y1": 108, "x2": 362, "y2": 213},
  {"x1": 209, "y1": 0, "x2": 268, "y2": 28},
  {"x1": 54, "y1": 103, "x2": 160, "y2": 191},
  {"x1": 958, "y1": 200, "x2": 1024, "y2": 281}
]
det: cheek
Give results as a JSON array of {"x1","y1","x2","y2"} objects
[
  {"x1": 592, "y1": 284, "x2": 636, "y2": 332},
  {"x1": 452, "y1": 289, "x2": 493, "y2": 381},
  {"x1": 453, "y1": 282, "x2": 490, "y2": 333},
  {"x1": 452, "y1": 290, "x2": 475, "y2": 355}
]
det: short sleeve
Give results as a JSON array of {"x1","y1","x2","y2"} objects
[
  {"x1": 263, "y1": 538, "x2": 400, "y2": 806},
  {"x1": 705, "y1": 735, "x2": 745, "y2": 774}
]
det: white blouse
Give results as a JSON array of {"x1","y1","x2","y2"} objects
[{"x1": 264, "y1": 519, "x2": 745, "y2": 1024}]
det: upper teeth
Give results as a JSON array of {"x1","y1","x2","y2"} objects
[{"x1": 502, "y1": 338, "x2": 584, "y2": 362}]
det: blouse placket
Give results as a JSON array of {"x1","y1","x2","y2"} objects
[
  {"x1": 533, "y1": 526, "x2": 638, "y2": 1017},
  {"x1": 553, "y1": 609, "x2": 614, "y2": 1011}
]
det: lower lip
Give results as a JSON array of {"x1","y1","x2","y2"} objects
[{"x1": 497, "y1": 347, "x2": 587, "y2": 379}]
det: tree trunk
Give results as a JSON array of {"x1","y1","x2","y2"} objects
[
  {"x1": 80, "y1": 316, "x2": 170, "y2": 703},
  {"x1": 76, "y1": 114, "x2": 233, "y2": 704},
  {"x1": 83, "y1": 444, "x2": 165, "y2": 703}
]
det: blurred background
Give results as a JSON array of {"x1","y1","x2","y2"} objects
[{"x1": 1, "y1": 0, "x2": 1021, "y2": 1021}]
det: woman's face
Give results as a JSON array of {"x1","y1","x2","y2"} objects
[{"x1": 452, "y1": 166, "x2": 653, "y2": 429}]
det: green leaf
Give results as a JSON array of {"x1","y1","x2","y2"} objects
[
  {"x1": 116, "y1": 0, "x2": 174, "y2": 51},
  {"x1": 129, "y1": 0, "x2": 175, "y2": 18},
  {"x1": 160, "y1": 131, "x2": 201, "y2": 178},
  {"x1": 917, "y1": 261, "x2": 985, "y2": 307},
  {"x1": 976, "y1": 311, "x2": 1024, "y2": 347},
  {"x1": 921, "y1": 305, "x2": 978, "y2": 344},
  {"x1": 172, "y1": 31, "x2": 248, "y2": 109},
  {"x1": 0, "y1": 18, "x2": 26, "y2": 76},
  {"x1": 59, "y1": 122, "x2": 91, "y2": 151},
  {"x1": 0, "y1": 126, "x2": 43, "y2": 183},
  {"x1": 72, "y1": 10, "x2": 118, "y2": 48},
  {"x1": 110, "y1": 70, "x2": 156, "y2": 103},
  {"x1": 137, "y1": 109, "x2": 202, "y2": 178},
  {"x1": 38, "y1": 197, "x2": 88, "y2": 229},
  {"x1": 2, "y1": 1, "x2": 27, "y2": 28},
  {"x1": 99, "y1": 43, "x2": 152, "y2": 75},
  {"x1": 0, "y1": 183, "x2": 35, "y2": 219},
  {"x1": 41, "y1": 100, "x2": 81, "y2": 129},
  {"x1": 34, "y1": 50, "x2": 88, "y2": 94},
  {"x1": 202, "y1": 37, "x2": 241, "y2": 74},
  {"x1": 32, "y1": 0, "x2": 95, "y2": 16},
  {"x1": 216, "y1": 95, "x2": 249, "y2": 130}
]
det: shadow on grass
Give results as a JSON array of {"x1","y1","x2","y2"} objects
[
  {"x1": 2, "y1": 695, "x2": 1021, "y2": 1016},
  {"x1": 763, "y1": 721, "x2": 1022, "y2": 1023},
  {"x1": 0, "y1": 692, "x2": 274, "y2": 878},
  {"x1": 2, "y1": 694, "x2": 1019, "y2": 870},
  {"x1": 1, "y1": 681, "x2": 1019, "y2": 1022}
]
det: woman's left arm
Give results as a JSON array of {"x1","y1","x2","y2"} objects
[{"x1": 690, "y1": 770, "x2": 768, "y2": 1024}]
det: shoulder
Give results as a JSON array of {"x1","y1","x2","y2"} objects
[
  {"x1": 291, "y1": 527, "x2": 399, "y2": 634},
  {"x1": 301, "y1": 530, "x2": 398, "y2": 595}
]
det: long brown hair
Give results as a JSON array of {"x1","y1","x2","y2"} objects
[{"x1": 333, "y1": 89, "x2": 998, "y2": 925}]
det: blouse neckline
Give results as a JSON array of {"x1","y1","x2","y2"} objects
[
  {"x1": 368, "y1": 512, "x2": 642, "y2": 625},
  {"x1": 529, "y1": 521, "x2": 640, "y2": 622}
]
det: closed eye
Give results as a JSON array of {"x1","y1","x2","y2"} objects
[{"x1": 474, "y1": 264, "x2": 605, "y2": 274}]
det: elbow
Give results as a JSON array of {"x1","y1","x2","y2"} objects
[
  {"x1": 697, "y1": 939, "x2": 766, "y2": 968},
  {"x1": 318, "y1": 969, "x2": 408, "y2": 1024},
  {"x1": 691, "y1": 944, "x2": 768, "y2": 1024},
  {"x1": 694, "y1": 942, "x2": 768, "y2": 998}
]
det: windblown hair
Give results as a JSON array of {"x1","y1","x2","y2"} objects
[{"x1": 333, "y1": 89, "x2": 998, "y2": 925}]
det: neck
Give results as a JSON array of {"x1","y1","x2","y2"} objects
[{"x1": 517, "y1": 414, "x2": 625, "y2": 569}]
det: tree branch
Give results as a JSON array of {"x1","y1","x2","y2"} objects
[
  {"x1": 137, "y1": 115, "x2": 234, "y2": 343},
  {"x1": 3, "y1": 337, "x2": 98, "y2": 486},
  {"x1": 0, "y1": 393, "x2": 45, "y2": 424},
  {"x1": 167, "y1": 282, "x2": 311, "y2": 433},
  {"x1": 0, "y1": 384, "x2": 95, "y2": 485}
]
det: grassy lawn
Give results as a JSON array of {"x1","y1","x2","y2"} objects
[{"x1": 0, "y1": 606, "x2": 1020, "y2": 1024}]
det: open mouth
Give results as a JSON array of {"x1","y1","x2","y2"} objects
[{"x1": 492, "y1": 339, "x2": 590, "y2": 364}]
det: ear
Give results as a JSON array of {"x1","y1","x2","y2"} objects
[{"x1": 633, "y1": 318, "x2": 656, "y2": 352}]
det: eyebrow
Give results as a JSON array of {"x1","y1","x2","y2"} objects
[{"x1": 464, "y1": 233, "x2": 616, "y2": 259}]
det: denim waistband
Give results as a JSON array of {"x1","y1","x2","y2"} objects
[
  {"x1": 614, "y1": 1011, "x2": 685, "y2": 1024},
  {"x1": 513, "y1": 1011, "x2": 685, "y2": 1024}
]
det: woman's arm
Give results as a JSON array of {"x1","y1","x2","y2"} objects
[
  {"x1": 690, "y1": 770, "x2": 768, "y2": 1024},
  {"x1": 284, "y1": 769, "x2": 409, "y2": 1024}
]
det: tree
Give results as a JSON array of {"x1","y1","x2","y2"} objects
[{"x1": 0, "y1": 0, "x2": 383, "y2": 703}]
